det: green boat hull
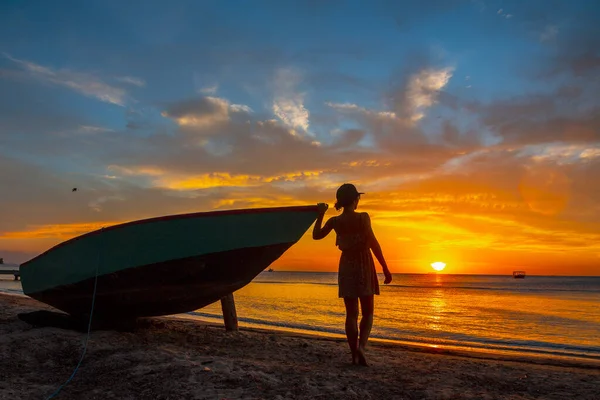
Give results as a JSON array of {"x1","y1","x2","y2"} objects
[{"x1": 20, "y1": 205, "x2": 318, "y2": 318}]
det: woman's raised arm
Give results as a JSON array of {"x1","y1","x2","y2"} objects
[{"x1": 312, "y1": 203, "x2": 334, "y2": 240}]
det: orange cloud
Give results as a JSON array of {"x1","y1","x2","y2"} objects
[
  {"x1": 164, "y1": 171, "x2": 323, "y2": 190},
  {"x1": 107, "y1": 165, "x2": 325, "y2": 190},
  {"x1": 1, "y1": 221, "x2": 121, "y2": 240}
]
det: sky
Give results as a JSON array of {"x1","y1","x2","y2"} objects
[{"x1": 0, "y1": 0, "x2": 599, "y2": 275}]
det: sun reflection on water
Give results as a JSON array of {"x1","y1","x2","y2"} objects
[
  {"x1": 427, "y1": 287, "x2": 446, "y2": 331},
  {"x1": 194, "y1": 273, "x2": 600, "y2": 360}
]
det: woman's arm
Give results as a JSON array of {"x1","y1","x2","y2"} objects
[
  {"x1": 312, "y1": 203, "x2": 334, "y2": 240},
  {"x1": 364, "y1": 213, "x2": 393, "y2": 284}
]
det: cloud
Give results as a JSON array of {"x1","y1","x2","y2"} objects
[
  {"x1": 0, "y1": 79, "x2": 89, "y2": 138},
  {"x1": 374, "y1": 148, "x2": 600, "y2": 251},
  {"x1": 5, "y1": 130, "x2": 600, "y2": 273},
  {"x1": 3, "y1": 53, "x2": 128, "y2": 106},
  {"x1": 271, "y1": 68, "x2": 311, "y2": 135},
  {"x1": 381, "y1": 62, "x2": 456, "y2": 128},
  {"x1": 0, "y1": 154, "x2": 104, "y2": 234},
  {"x1": 551, "y1": 36, "x2": 600, "y2": 78},
  {"x1": 325, "y1": 78, "x2": 478, "y2": 158},
  {"x1": 198, "y1": 83, "x2": 219, "y2": 94},
  {"x1": 161, "y1": 96, "x2": 252, "y2": 129},
  {"x1": 105, "y1": 168, "x2": 324, "y2": 191},
  {"x1": 533, "y1": 10, "x2": 600, "y2": 79},
  {"x1": 116, "y1": 76, "x2": 146, "y2": 87},
  {"x1": 523, "y1": 143, "x2": 600, "y2": 164},
  {"x1": 475, "y1": 87, "x2": 600, "y2": 146},
  {"x1": 76, "y1": 125, "x2": 115, "y2": 134},
  {"x1": 2, "y1": 221, "x2": 120, "y2": 239},
  {"x1": 330, "y1": 129, "x2": 366, "y2": 149},
  {"x1": 229, "y1": 104, "x2": 253, "y2": 113},
  {"x1": 3, "y1": 78, "x2": 600, "y2": 274},
  {"x1": 162, "y1": 96, "x2": 230, "y2": 128},
  {"x1": 326, "y1": 102, "x2": 397, "y2": 121},
  {"x1": 327, "y1": 67, "x2": 458, "y2": 148},
  {"x1": 89, "y1": 89, "x2": 460, "y2": 197},
  {"x1": 540, "y1": 25, "x2": 559, "y2": 42},
  {"x1": 404, "y1": 67, "x2": 454, "y2": 122},
  {"x1": 2, "y1": 4, "x2": 600, "y2": 274},
  {"x1": 497, "y1": 9, "x2": 513, "y2": 19}
]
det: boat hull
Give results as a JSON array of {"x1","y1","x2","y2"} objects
[
  {"x1": 20, "y1": 205, "x2": 318, "y2": 318},
  {"x1": 28, "y1": 242, "x2": 293, "y2": 319}
]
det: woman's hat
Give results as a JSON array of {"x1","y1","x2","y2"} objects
[{"x1": 336, "y1": 183, "x2": 364, "y2": 205}]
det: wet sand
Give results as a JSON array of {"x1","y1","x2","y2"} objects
[{"x1": 1, "y1": 293, "x2": 598, "y2": 399}]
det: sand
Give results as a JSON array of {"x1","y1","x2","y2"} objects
[{"x1": 0, "y1": 294, "x2": 598, "y2": 400}]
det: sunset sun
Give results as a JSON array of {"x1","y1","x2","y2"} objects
[{"x1": 431, "y1": 262, "x2": 446, "y2": 272}]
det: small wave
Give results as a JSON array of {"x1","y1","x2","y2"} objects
[
  {"x1": 253, "y1": 280, "x2": 600, "y2": 294},
  {"x1": 187, "y1": 311, "x2": 600, "y2": 361},
  {"x1": 188, "y1": 310, "x2": 346, "y2": 337},
  {"x1": 254, "y1": 280, "x2": 338, "y2": 286},
  {"x1": 0, "y1": 288, "x2": 26, "y2": 296}
]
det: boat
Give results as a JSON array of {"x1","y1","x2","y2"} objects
[
  {"x1": 20, "y1": 205, "x2": 319, "y2": 320},
  {"x1": 513, "y1": 270, "x2": 526, "y2": 279},
  {"x1": 268, "y1": 268, "x2": 274, "y2": 272}
]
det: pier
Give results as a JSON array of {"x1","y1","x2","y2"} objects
[
  {"x1": 0, "y1": 269, "x2": 20, "y2": 281},
  {"x1": 0, "y1": 259, "x2": 20, "y2": 281}
]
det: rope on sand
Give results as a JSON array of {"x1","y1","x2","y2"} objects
[{"x1": 46, "y1": 228, "x2": 104, "y2": 400}]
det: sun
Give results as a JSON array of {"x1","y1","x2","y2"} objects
[{"x1": 431, "y1": 262, "x2": 446, "y2": 272}]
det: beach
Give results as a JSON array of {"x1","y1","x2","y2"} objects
[{"x1": 1, "y1": 294, "x2": 599, "y2": 400}]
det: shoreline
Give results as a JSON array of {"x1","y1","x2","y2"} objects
[
  {"x1": 3, "y1": 290, "x2": 600, "y2": 370},
  {"x1": 2, "y1": 293, "x2": 599, "y2": 399},
  {"x1": 182, "y1": 313, "x2": 600, "y2": 370},
  {"x1": 187, "y1": 311, "x2": 600, "y2": 366}
]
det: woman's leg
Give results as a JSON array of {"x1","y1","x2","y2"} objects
[
  {"x1": 357, "y1": 295, "x2": 374, "y2": 366},
  {"x1": 343, "y1": 297, "x2": 359, "y2": 363}
]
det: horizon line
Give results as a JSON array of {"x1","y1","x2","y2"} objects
[{"x1": 264, "y1": 270, "x2": 600, "y2": 278}]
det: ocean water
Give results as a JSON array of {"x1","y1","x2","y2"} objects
[{"x1": 2, "y1": 272, "x2": 599, "y2": 363}]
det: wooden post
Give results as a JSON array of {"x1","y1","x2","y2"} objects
[{"x1": 220, "y1": 293, "x2": 238, "y2": 331}]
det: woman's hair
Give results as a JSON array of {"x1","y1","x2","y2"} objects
[{"x1": 334, "y1": 195, "x2": 359, "y2": 211}]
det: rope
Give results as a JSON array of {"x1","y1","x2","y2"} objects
[{"x1": 46, "y1": 227, "x2": 104, "y2": 399}]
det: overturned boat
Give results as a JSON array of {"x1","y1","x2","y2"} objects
[{"x1": 20, "y1": 205, "x2": 318, "y2": 319}]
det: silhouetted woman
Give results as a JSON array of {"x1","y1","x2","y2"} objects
[{"x1": 312, "y1": 183, "x2": 392, "y2": 366}]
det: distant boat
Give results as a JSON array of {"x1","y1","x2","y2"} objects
[
  {"x1": 268, "y1": 268, "x2": 274, "y2": 272},
  {"x1": 513, "y1": 270, "x2": 526, "y2": 279},
  {"x1": 20, "y1": 205, "x2": 319, "y2": 319}
]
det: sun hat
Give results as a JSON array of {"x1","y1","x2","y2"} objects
[{"x1": 335, "y1": 183, "x2": 364, "y2": 210}]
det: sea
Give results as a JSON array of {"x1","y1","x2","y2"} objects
[{"x1": 2, "y1": 272, "x2": 599, "y2": 364}]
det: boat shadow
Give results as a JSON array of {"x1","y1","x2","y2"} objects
[{"x1": 17, "y1": 310, "x2": 144, "y2": 333}]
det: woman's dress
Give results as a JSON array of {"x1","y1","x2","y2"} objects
[{"x1": 334, "y1": 213, "x2": 380, "y2": 298}]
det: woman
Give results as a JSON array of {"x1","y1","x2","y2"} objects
[{"x1": 312, "y1": 183, "x2": 392, "y2": 366}]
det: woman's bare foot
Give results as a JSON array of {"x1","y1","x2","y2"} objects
[{"x1": 356, "y1": 347, "x2": 368, "y2": 366}]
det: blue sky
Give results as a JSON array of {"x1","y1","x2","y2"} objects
[
  {"x1": 1, "y1": 0, "x2": 599, "y2": 273},
  {"x1": 0, "y1": 0, "x2": 592, "y2": 137},
  {"x1": 1, "y1": 0, "x2": 582, "y2": 132}
]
